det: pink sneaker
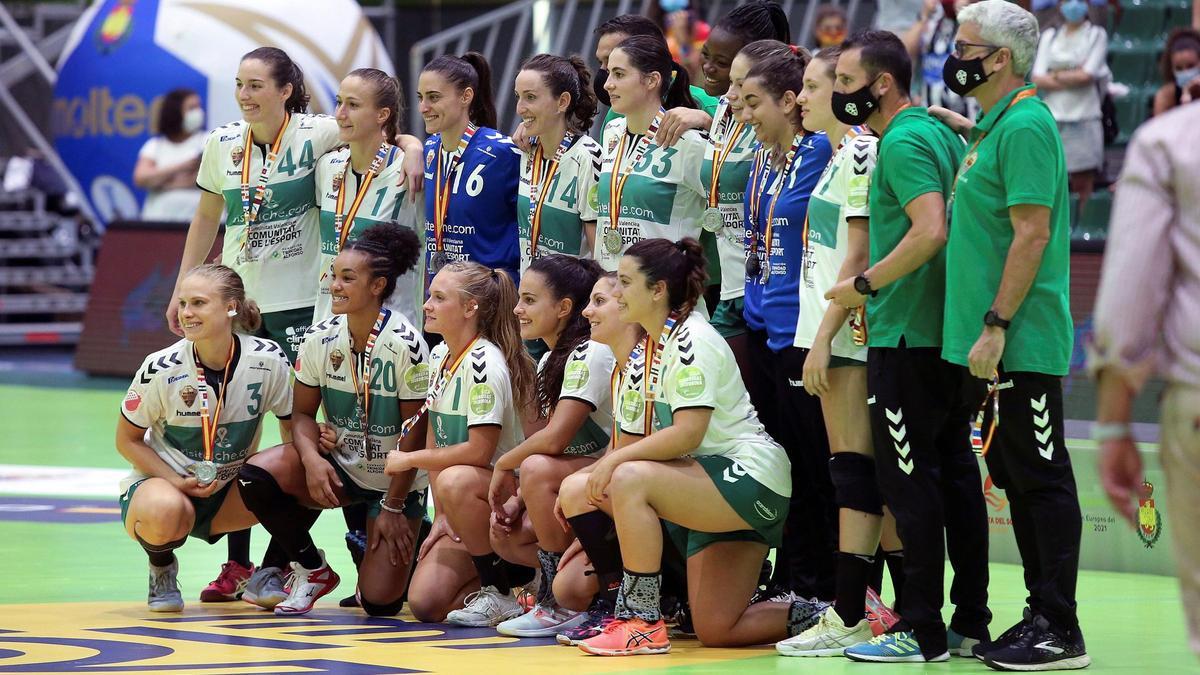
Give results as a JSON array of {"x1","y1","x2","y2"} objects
[
  {"x1": 199, "y1": 561, "x2": 254, "y2": 602},
  {"x1": 865, "y1": 587, "x2": 901, "y2": 636}
]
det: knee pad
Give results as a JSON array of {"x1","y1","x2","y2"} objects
[
  {"x1": 829, "y1": 453, "x2": 884, "y2": 515},
  {"x1": 359, "y1": 595, "x2": 405, "y2": 617},
  {"x1": 236, "y1": 463, "x2": 283, "y2": 511}
]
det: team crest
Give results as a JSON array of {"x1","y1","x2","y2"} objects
[
  {"x1": 330, "y1": 349, "x2": 345, "y2": 371},
  {"x1": 1137, "y1": 480, "x2": 1163, "y2": 548},
  {"x1": 230, "y1": 145, "x2": 245, "y2": 168},
  {"x1": 123, "y1": 390, "x2": 141, "y2": 413},
  {"x1": 331, "y1": 171, "x2": 343, "y2": 193},
  {"x1": 425, "y1": 149, "x2": 435, "y2": 169},
  {"x1": 180, "y1": 385, "x2": 197, "y2": 408}
]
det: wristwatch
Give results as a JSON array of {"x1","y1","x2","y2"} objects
[
  {"x1": 853, "y1": 273, "x2": 877, "y2": 297},
  {"x1": 983, "y1": 309, "x2": 1010, "y2": 330}
]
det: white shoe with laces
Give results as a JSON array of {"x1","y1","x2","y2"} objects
[
  {"x1": 497, "y1": 602, "x2": 587, "y2": 637},
  {"x1": 445, "y1": 586, "x2": 524, "y2": 627},
  {"x1": 777, "y1": 604, "x2": 874, "y2": 656},
  {"x1": 274, "y1": 550, "x2": 340, "y2": 616}
]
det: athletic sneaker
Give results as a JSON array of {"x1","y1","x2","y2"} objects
[
  {"x1": 750, "y1": 583, "x2": 805, "y2": 605},
  {"x1": 557, "y1": 597, "x2": 615, "y2": 645},
  {"x1": 843, "y1": 631, "x2": 950, "y2": 662},
  {"x1": 983, "y1": 615, "x2": 1090, "y2": 671},
  {"x1": 948, "y1": 627, "x2": 983, "y2": 657},
  {"x1": 199, "y1": 560, "x2": 253, "y2": 602},
  {"x1": 577, "y1": 617, "x2": 671, "y2": 656},
  {"x1": 445, "y1": 586, "x2": 524, "y2": 627},
  {"x1": 497, "y1": 602, "x2": 587, "y2": 637},
  {"x1": 275, "y1": 552, "x2": 340, "y2": 616},
  {"x1": 147, "y1": 560, "x2": 184, "y2": 612},
  {"x1": 777, "y1": 604, "x2": 873, "y2": 656},
  {"x1": 974, "y1": 608, "x2": 1037, "y2": 660},
  {"x1": 242, "y1": 566, "x2": 288, "y2": 610},
  {"x1": 865, "y1": 587, "x2": 901, "y2": 636}
]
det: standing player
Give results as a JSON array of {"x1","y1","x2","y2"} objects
[
  {"x1": 513, "y1": 55, "x2": 603, "y2": 272},
  {"x1": 386, "y1": 262, "x2": 537, "y2": 626},
  {"x1": 595, "y1": 36, "x2": 707, "y2": 275},
  {"x1": 776, "y1": 47, "x2": 904, "y2": 657},
  {"x1": 487, "y1": 255, "x2": 611, "y2": 637},
  {"x1": 237, "y1": 223, "x2": 430, "y2": 617},
  {"x1": 418, "y1": 53, "x2": 521, "y2": 285},
  {"x1": 118, "y1": 265, "x2": 292, "y2": 612},
  {"x1": 573, "y1": 238, "x2": 823, "y2": 656},
  {"x1": 739, "y1": 43, "x2": 840, "y2": 603},
  {"x1": 314, "y1": 69, "x2": 423, "y2": 326}
]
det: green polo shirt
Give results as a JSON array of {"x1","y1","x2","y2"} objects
[
  {"x1": 602, "y1": 85, "x2": 720, "y2": 126},
  {"x1": 867, "y1": 107, "x2": 964, "y2": 348},
  {"x1": 943, "y1": 85, "x2": 1073, "y2": 376}
]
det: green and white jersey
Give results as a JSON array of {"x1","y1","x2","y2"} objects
[
  {"x1": 295, "y1": 311, "x2": 432, "y2": 492},
  {"x1": 313, "y1": 147, "x2": 425, "y2": 326},
  {"x1": 517, "y1": 135, "x2": 603, "y2": 274},
  {"x1": 197, "y1": 114, "x2": 341, "y2": 313},
  {"x1": 795, "y1": 130, "x2": 877, "y2": 361},
  {"x1": 119, "y1": 335, "x2": 293, "y2": 493},
  {"x1": 537, "y1": 340, "x2": 615, "y2": 457},
  {"x1": 619, "y1": 313, "x2": 790, "y2": 497},
  {"x1": 701, "y1": 104, "x2": 758, "y2": 300},
  {"x1": 595, "y1": 118, "x2": 708, "y2": 272},
  {"x1": 428, "y1": 338, "x2": 525, "y2": 467},
  {"x1": 614, "y1": 341, "x2": 650, "y2": 438}
]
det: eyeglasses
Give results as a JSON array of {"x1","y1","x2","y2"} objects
[{"x1": 952, "y1": 41, "x2": 1001, "y2": 58}]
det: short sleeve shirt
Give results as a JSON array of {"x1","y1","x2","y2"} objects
[
  {"x1": 295, "y1": 311, "x2": 432, "y2": 492},
  {"x1": 867, "y1": 107, "x2": 964, "y2": 348},
  {"x1": 539, "y1": 340, "x2": 615, "y2": 456},
  {"x1": 428, "y1": 338, "x2": 525, "y2": 466},
  {"x1": 120, "y1": 335, "x2": 292, "y2": 492},
  {"x1": 701, "y1": 103, "x2": 759, "y2": 301},
  {"x1": 517, "y1": 135, "x2": 603, "y2": 273},
  {"x1": 313, "y1": 147, "x2": 424, "y2": 326},
  {"x1": 944, "y1": 86, "x2": 1073, "y2": 375},
  {"x1": 196, "y1": 114, "x2": 341, "y2": 313}
]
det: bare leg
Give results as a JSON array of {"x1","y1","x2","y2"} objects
[
  {"x1": 124, "y1": 478, "x2": 195, "y2": 545},
  {"x1": 407, "y1": 533, "x2": 479, "y2": 622},
  {"x1": 689, "y1": 540, "x2": 790, "y2": 647}
]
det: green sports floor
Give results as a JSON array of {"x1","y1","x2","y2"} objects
[{"x1": 1, "y1": 377, "x2": 1196, "y2": 674}]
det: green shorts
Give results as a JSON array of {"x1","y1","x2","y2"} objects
[
  {"x1": 710, "y1": 297, "x2": 748, "y2": 339},
  {"x1": 325, "y1": 455, "x2": 427, "y2": 519},
  {"x1": 258, "y1": 306, "x2": 313, "y2": 365},
  {"x1": 664, "y1": 455, "x2": 788, "y2": 558},
  {"x1": 120, "y1": 478, "x2": 234, "y2": 543}
]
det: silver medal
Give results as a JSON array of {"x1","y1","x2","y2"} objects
[
  {"x1": 603, "y1": 228, "x2": 623, "y2": 255},
  {"x1": 430, "y1": 251, "x2": 450, "y2": 273},
  {"x1": 702, "y1": 207, "x2": 724, "y2": 233},
  {"x1": 745, "y1": 255, "x2": 762, "y2": 279},
  {"x1": 192, "y1": 460, "x2": 218, "y2": 486}
]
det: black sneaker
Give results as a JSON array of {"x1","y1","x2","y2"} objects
[
  {"x1": 984, "y1": 615, "x2": 1090, "y2": 671},
  {"x1": 555, "y1": 596, "x2": 614, "y2": 646},
  {"x1": 974, "y1": 607, "x2": 1036, "y2": 660}
]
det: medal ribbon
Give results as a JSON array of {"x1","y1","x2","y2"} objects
[
  {"x1": 625, "y1": 312, "x2": 680, "y2": 432},
  {"x1": 761, "y1": 135, "x2": 805, "y2": 276},
  {"x1": 348, "y1": 309, "x2": 390, "y2": 460},
  {"x1": 395, "y1": 336, "x2": 480, "y2": 445},
  {"x1": 606, "y1": 109, "x2": 665, "y2": 247},
  {"x1": 194, "y1": 338, "x2": 236, "y2": 464},
  {"x1": 707, "y1": 102, "x2": 746, "y2": 209},
  {"x1": 951, "y1": 88, "x2": 1038, "y2": 203},
  {"x1": 615, "y1": 335, "x2": 654, "y2": 438},
  {"x1": 433, "y1": 124, "x2": 479, "y2": 253},
  {"x1": 322, "y1": 142, "x2": 393, "y2": 285},
  {"x1": 971, "y1": 370, "x2": 1001, "y2": 456},
  {"x1": 238, "y1": 114, "x2": 291, "y2": 255},
  {"x1": 528, "y1": 132, "x2": 576, "y2": 260},
  {"x1": 746, "y1": 148, "x2": 770, "y2": 264}
]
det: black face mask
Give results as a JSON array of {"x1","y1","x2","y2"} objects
[
  {"x1": 831, "y1": 76, "x2": 880, "y2": 126},
  {"x1": 942, "y1": 49, "x2": 998, "y2": 97},
  {"x1": 594, "y1": 68, "x2": 611, "y2": 107}
]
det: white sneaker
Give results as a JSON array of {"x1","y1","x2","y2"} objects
[
  {"x1": 147, "y1": 560, "x2": 184, "y2": 613},
  {"x1": 274, "y1": 551, "x2": 340, "y2": 616},
  {"x1": 497, "y1": 602, "x2": 588, "y2": 637},
  {"x1": 242, "y1": 566, "x2": 287, "y2": 610},
  {"x1": 777, "y1": 604, "x2": 874, "y2": 657},
  {"x1": 445, "y1": 586, "x2": 524, "y2": 627}
]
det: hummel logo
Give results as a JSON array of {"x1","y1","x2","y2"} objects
[{"x1": 1034, "y1": 640, "x2": 1065, "y2": 655}]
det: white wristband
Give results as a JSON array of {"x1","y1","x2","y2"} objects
[{"x1": 1091, "y1": 422, "x2": 1132, "y2": 443}]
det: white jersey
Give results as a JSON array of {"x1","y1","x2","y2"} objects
[
  {"x1": 595, "y1": 118, "x2": 708, "y2": 272},
  {"x1": 517, "y1": 135, "x2": 603, "y2": 274},
  {"x1": 702, "y1": 103, "x2": 759, "y2": 300},
  {"x1": 197, "y1": 114, "x2": 341, "y2": 313},
  {"x1": 428, "y1": 338, "x2": 525, "y2": 467},
  {"x1": 313, "y1": 146, "x2": 424, "y2": 326},
  {"x1": 794, "y1": 130, "x2": 877, "y2": 361},
  {"x1": 537, "y1": 340, "x2": 615, "y2": 457},
  {"x1": 295, "y1": 311, "x2": 432, "y2": 492},
  {"x1": 619, "y1": 313, "x2": 791, "y2": 497},
  {"x1": 120, "y1": 335, "x2": 293, "y2": 493}
]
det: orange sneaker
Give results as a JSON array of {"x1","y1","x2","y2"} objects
[{"x1": 577, "y1": 616, "x2": 671, "y2": 656}]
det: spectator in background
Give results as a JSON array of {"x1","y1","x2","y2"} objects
[
  {"x1": 813, "y1": 5, "x2": 848, "y2": 51},
  {"x1": 648, "y1": 0, "x2": 710, "y2": 85},
  {"x1": 1030, "y1": 0, "x2": 1121, "y2": 32},
  {"x1": 133, "y1": 88, "x2": 206, "y2": 221},
  {"x1": 1153, "y1": 28, "x2": 1200, "y2": 117},
  {"x1": 1091, "y1": 102, "x2": 1200, "y2": 660},
  {"x1": 902, "y1": 0, "x2": 981, "y2": 119},
  {"x1": 1031, "y1": 0, "x2": 1108, "y2": 215}
]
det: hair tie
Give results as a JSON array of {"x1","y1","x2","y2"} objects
[
  {"x1": 490, "y1": 268, "x2": 499, "y2": 280},
  {"x1": 790, "y1": 44, "x2": 800, "y2": 55}
]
